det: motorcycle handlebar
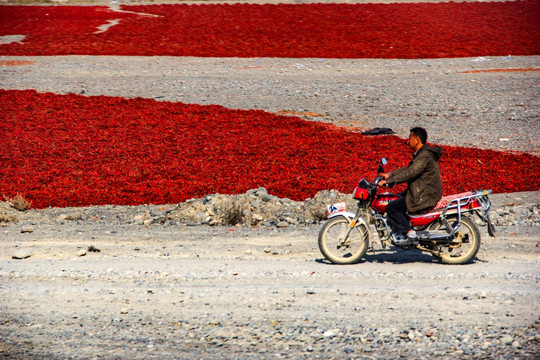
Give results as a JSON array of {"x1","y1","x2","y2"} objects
[
  {"x1": 373, "y1": 175, "x2": 393, "y2": 189},
  {"x1": 371, "y1": 175, "x2": 385, "y2": 188}
]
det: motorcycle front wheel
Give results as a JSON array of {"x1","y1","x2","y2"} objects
[
  {"x1": 428, "y1": 216, "x2": 481, "y2": 265},
  {"x1": 318, "y1": 216, "x2": 370, "y2": 264}
]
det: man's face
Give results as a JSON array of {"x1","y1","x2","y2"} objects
[{"x1": 408, "y1": 133, "x2": 420, "y2": 150}]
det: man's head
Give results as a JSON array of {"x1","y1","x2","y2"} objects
[{"x1": 408, "y1": 127, "x2": 427, "y2": 151}]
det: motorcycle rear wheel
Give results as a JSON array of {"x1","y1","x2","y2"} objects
[
  {"x1": 318, "y1": 216, "x2": 369, "y2": 264},
  {"x1": 428, "y1": 216, "x2": 481, "y2": 264}
]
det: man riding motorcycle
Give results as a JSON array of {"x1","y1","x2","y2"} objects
[{"x1": 378, "y1": 127, "x2": 443, "y2": 245}]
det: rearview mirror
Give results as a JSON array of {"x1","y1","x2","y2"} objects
[{"x1": 377, "y1": 158, "x2": 387, "y2": 174}]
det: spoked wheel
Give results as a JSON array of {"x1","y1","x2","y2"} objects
[
  {"x1": 318, "y1": 216, "x2": 370, "y2": 264},
  {"x1": 428, "y1": 216, "x2": 481, "y2": 264}
]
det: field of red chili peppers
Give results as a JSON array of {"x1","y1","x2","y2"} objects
[
  {"x1": 1, "y1": 89, "x2": 539, "y2": 209},
  {"x1": 1, "y1": 2, "x2": 539, "y2": 208},
  {"x1": 0, "y1": 1, "x2": 539, "y2": 58}
]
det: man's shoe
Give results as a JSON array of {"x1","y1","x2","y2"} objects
[
  {"x1": 407, "y1": 230, "x2": 418, "y2": 240},
  {"x1": 394, "y1": 234, "x2": 413, "y2": 246}
]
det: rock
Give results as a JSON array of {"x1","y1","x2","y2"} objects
[
  {"x1": 481, "y1": 341, "x2": 491, "y2": 350},
  {"x1": 500, "y1": 335, "x2": 514, "y2": 344},
  {"x1": 323, "y1": 329, "x2": 338, "y2": 338},
  {"x1": 58, "y1": 212, "x2": 82, "y2": 221},
  {"x1": 77, "y1": 249, "x2": 87, "y2": 257},
  {"x1": 87, "y1": 245, "x2": 101, "y2": 252},
  {"x1": 12, "y1": 248, "x2": 32, "y2": 259},
  {"x1": 21, "y1": 226, "x2": 34, "y2": 233},
  {"x1": 284, "y1": 217, "x2": 297, "y2": 225}
]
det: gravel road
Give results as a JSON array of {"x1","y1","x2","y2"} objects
[
  {"x1": 1, "y1": 191, "x2": 539, "y2": 359},
  {"x1": 1, "y1": 9, "x2": 540, "y2": 358}
]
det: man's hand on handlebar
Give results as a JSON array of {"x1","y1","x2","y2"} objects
[{"x1": 377, "y1": 172, "x2": 390, "y2": 188}]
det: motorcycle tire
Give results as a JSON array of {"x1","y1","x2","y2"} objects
[
  {"x1": 318, "y1": 216, "x2": 369, "y2": 264},
  {"x1": 428, "y1": 216, "x2": 481, "y2": 265}
]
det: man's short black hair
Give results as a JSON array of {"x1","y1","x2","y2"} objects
[{"x1": 410, "y1": 127, "x2": 427, "y2": 144}]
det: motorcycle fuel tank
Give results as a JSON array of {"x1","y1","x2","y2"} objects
[{"x1": 371, "y1": 193, "x2": 399, "y2": 213}]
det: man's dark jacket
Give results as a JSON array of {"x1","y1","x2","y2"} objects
[{"x1": 387, "y1": 144, "x2": 443, "y2": 213}]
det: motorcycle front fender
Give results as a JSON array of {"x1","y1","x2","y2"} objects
[
  {"x1": 327, "y1": 211, "x2": 357, "y2": 220},
  {"x1": 326, "y1": 212, "x2": 372, "y2": 241},
  {"x1": 327, "y1": 212, "x2": 370, "y2": 227}
]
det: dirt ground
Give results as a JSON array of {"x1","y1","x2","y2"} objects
[
  {"x1": 1, "y1": 0, "x2": 539, "y2": 358},
  {"x1": 1, "y1": 191, "x2": 539, "y2": 359}
]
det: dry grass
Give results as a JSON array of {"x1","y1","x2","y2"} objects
[
  {"x1": 4, "y1": 193, "x2": 32, "y2": 212},
  {"x1": 309, "y1": 206, "x2": 328, "y2": 222},
  {"x1": 0, "y1": 213, "x2": 17, "y2": 223},
  {"x1": 220, "y1": 200, "x2": 244, "y2": 226}
]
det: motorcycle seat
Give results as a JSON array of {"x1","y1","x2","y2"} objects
[{"x1": 413, "y1": 191, "x2": 474, "y2": 215}]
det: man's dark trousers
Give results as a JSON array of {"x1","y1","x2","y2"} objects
[{"x1": 386, "y1": 196, "x2": 410, "y2": 236}]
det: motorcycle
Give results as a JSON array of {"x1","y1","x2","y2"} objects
[{"x1": 318, "y1": 158, "x2": 496, "y2": 265}]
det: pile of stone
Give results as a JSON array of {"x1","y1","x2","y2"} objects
[
  {"x1": 491, "y1": 204, "x2": 540, "y2": 227},
  {"x1": 1, "y1": 189, "x2": 539, "y2": 229},
  {"x1": 159, "y1": 188, "x2": 356, "y2": 227}
]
